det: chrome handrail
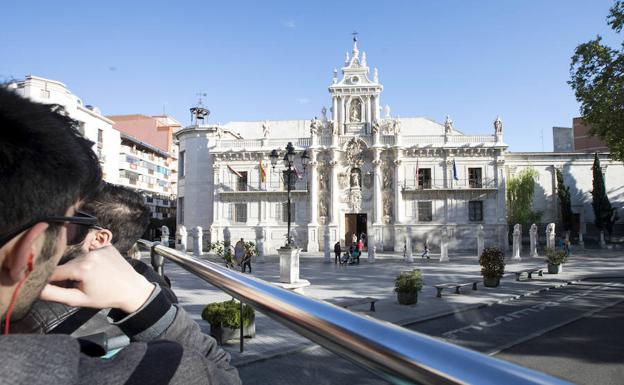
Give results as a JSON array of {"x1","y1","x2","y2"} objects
[{"x1": 138, "y1": 240, "x2": 572, "y2": 385}]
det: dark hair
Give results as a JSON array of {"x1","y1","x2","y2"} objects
[
  {"x1": 81, "y1": 183, "x2": 150, "y2": 254},
  {"x1": 0, "y1": 88, "x2": 102, "y2": 240}
]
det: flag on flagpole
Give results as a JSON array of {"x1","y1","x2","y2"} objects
[
  {"x1": 227, "y1": 165, "x2": 243, "y2": 178},
  {"x1": 452, "y1": 159, "x2": 459, "y2": 181},
  {"x1": 259, "y1": 160, "x2": 267, "y2": 183}
]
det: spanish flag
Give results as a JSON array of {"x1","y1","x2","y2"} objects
[{"x1": 259, "y1": 160, "x2": 267, "y2": 183}]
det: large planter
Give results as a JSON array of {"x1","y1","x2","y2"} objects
[
  {"x1": 397, "y1": 291, "x2": 418, "y2": 305},
  {"x1": 209, "y1": 318, "x2": 256, "y2": 345},
  {"x1": 483, "y1": 277, "x2": 501, "y2": 288},
  {"x1": 548, "y1": 263, "x2": 563, "y2": 274}
]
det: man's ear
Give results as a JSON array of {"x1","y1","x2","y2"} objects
[
  {"x1": 2, "y1": 222, "x2": 49, "y2": 283},
  {"x1": 87, "y1": 229, "x2": 113, "y2": 250}
]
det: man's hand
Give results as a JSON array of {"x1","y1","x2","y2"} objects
[{"x1": 40, "y1": 246, "x2": 155, "y2": 314}]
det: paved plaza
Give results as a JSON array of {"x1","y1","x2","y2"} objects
[{"x1": 161, "y1": 246, "x2": 624, "y2": 369}]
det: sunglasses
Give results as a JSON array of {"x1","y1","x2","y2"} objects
[{"x1": 0, "y1": 210, "x2": 98, "y2": 250}]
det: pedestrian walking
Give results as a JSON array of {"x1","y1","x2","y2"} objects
[
  {"x1": 334, "y1": 241, "x2": 341, "y2": 264},
  {"x1": 422, "y1": 240, "x2": 430, "y2": 259}
]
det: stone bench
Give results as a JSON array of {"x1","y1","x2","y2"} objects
[
  {"x1": 435, "y1": 281, "x2": 479, "y2": 298},
  {"x1": 513, "y1": 267, "x2": 543, "y2": 281},
  {"x1": 330, "y1": 296, "x2": 378, "y2": 312}
]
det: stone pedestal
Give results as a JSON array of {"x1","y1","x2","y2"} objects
[
  {"x1": 439, "y1": 227, "x2": 449, "y2": 262},
  {"x1": 578, "y1": 232, "x2": 584, "y2": 248},
  {"x1": 546, "y1": 223, "x2": 556, "y2": 250},
  {"x1": 476, "y1": 225, "x2": 484, "y2": 258},
  {"x1": 368, "y1": 245, "x2": 376, "y2": 263},
  {"x1": 160, "y1": 225, "x2": 170, "y2": 247},
  {"x1": 323, "y1": 226, "x2": 331, "y2": 263},
  {"x1": 192, "y1": 226, "x2": 203, "y2": 258},
  {"x1": 404, "y1": 235, "x2": 413, "y2": 263},
  {"x1": 276, "y1": 246, "x2": 310, "y2": 294},
  {"x1": 176, "y1": 225, "x2": 187, "y2": 251},
  {"x1": 512, "y1": 224, "x2": 521, "y2": 260},
  {"x1": 307, "y1": 225, "x2": 319, "y2": 253},
  {"x1": 529, "y1": 224, "x2": 538, "y2": 257}
]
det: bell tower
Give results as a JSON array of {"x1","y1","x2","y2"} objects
[{"x1": 328, "y1": 35, "x2": 383, "y2": 135}]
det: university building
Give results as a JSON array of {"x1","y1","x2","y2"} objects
[{"x1": 176, "y1": 40, "x2": 623, "y2": 254}]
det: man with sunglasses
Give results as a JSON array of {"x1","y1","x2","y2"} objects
[
  {"x1": 0, "y1": 88, "x2": 240, "y2": 384},
  {"x1": 11, "y1": 183, "x2": 178, "y2": 338}
]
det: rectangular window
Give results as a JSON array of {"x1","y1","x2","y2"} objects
[
  {"x1": 237, "y1": 171, "x2": 248, "y2": 191},
  {"x1": 418, "y1": 168, "x2": 432, "y2": 189},
  {"x1": 282, "y1": 202, "x2": 296, "y2": 223},
  {"x1": 234, "y1": 203, "x2": 247, "y2": 223},
  {"x1": 179, "y1": 151, "x2": 185, "y2": 177},
  {"x1": 97, "y1": 129, "x2": 103, "y2": 148},
  {"x1": 468, "y1": 168, "x2": 482, "y2": 188},
  {"x1": 469, "y1": 201, "x2": 483, "y2": 222},
  {"x1": 417, "y1": 201, "x2": 433, "y2": 222}
]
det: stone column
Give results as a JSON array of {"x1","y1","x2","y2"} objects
[
  {"x1": 393, "y1": 158, "x2": 403, "y2": 224},
  {"x1": 176, "y1": 225, "x2": 187, "y2": 251},
  {"x1": 476, "y1": 224, "x2": 485, "y2": 258},
  {"x1": 440, "y1": 226, "x2": 449, "y2": 262},
  {"x1": 307, "y1": 152, "x2": 319, "y2": 253},
  {"x1": 366, "y1": 96, "x2": 372, "y2": 132},
  {"x1": 529, "y1": 224, "x2": 538, "y2": 257},
  {"x1": 323, "y1": 226, "x2": 331, "y2": 263},
  {"x1": 329, "y1": 159, "x2": 339, "y2": 225},
  {"x1": 372, "y1": 158, "x2": 383, "y2": 225},
  {"x1": 368, "y1": 232, "x2": 376, "y2": 263},
  {"x1": 373, "y1": 96, "x2": 380, "y2": 122},
  {"x1": 332, "y1": 97, "x2": 338, "y2": 122},
  {"x1": 512, "y1": 224, "x2": 521, "y2": 260},
  {"x1": 160, "y1": 225, "x2": 170, "y2": 247},
  {"x1": 192, "y1": 226, "x2": 203, "y2": 257},
  {"x1": 212, "y1": 164, "x2": 222, "y2": 224},
  {"x1": 578, "y1": 231, "x2": 584, "y2": 248}
]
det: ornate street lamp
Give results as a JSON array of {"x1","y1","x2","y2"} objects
[{"x1": 270, "y1": 142, "x2": 309, "y2": 247}]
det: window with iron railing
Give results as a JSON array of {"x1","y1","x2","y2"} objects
[
  {"x1": 468, "y1": 168, "x2": 483, "y2": 188},
  {"x1": 234, "y1": 203, "x2": 247, "y2": 223},
  {"x1": 417, "y1": 168, "x2": 432, "y2": 189},
  {"x1": 237, "y1": 172, "x2": 248, "y2": 191}
]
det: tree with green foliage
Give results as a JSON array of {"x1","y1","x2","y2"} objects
[
  {"x1": 506, "y1": 168, "x2": 543, "y2": 230},
  {"x1": 556, "y1": 168, "x2": 574, "y2": 234},
  {"x1": 591, "y1": 153, "x2": 617, "y2": 236},
  {"x1": 569, "y1": 1, "x2": 624, "y2": 160}
]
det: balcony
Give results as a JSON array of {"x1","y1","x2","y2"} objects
[
  {"x1": 402, "y1": 178, "x2": 497, "y2": 192},
  {"x1": 219, "y1": 179, "x2": 308, "y2": 196}
]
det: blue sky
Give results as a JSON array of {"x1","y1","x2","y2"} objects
[{"x1": 1, "y1": 0, "x2": 620, "y2": 151}]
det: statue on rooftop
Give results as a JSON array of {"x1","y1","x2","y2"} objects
[{"x1": 262, "y1": 120, "x2": 270, "y2": 138}]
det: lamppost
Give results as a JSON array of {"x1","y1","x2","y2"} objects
[{"x1": 270, "y1": 142, "x2": 309, "y2": 248}]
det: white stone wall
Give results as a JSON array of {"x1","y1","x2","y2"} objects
[
  {"x1": 8, "y1": 76, "x2": 120, "y2": 184},
  {"x1": 505, "y1": 153, "x2": 624, "y2": 234}
]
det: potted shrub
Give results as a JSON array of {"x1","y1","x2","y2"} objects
[
  {"x1": 479, "y1": 247, "x2": 505, "y2": 287},
  {"x1": 210, "y1": 240, "x2": 235, "y2": 268},
  {"x1": 545, "y1": 247, "x2": 568, "y2": 274},
  {"x1": 394, "y1": 269, "x2": 423, "y2": 305},
  {"x1": 201, "y1": 300, "x2": 255, "y2": 345}
]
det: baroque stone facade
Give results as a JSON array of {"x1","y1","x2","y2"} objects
[{"x1": 175, "y1": 39, "x2": 512, "y2": 254}]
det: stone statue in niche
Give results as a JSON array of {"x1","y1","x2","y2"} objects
[
  {"x1": 338, "y1": 173, "x2": 348, "y2": 189},
  {"x1": 319, "y1": 172, "x2": 328, "y2": 191},
  {"x1": 350, "y1": 168, "x2": 361, "y2": 188},
  {"x1": 382, "y1": 170, "x2": 393, "y2": 190},
  {"x1": 350, "y1": 99, "x2": 362, "y2": 123},
  {"x1": 383, "y1": 197, "x2": 393, "y2": 217},
  {"x1": 319, "y1": 198, "x2": 328, "y2": 218},
  {"x1": 262, "y1": 121, "x2": 270, "y2": 138}
]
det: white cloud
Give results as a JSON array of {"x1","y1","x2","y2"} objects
[
  {"x1": 296, "y1": 97, "x2": 310, "y2": 105},
  {"x1": 282, "y1": 19, "x2": 296, "y2": 29}
]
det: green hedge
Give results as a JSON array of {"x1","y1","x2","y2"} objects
[{"x1": 201, "y1": 300, "x2": 255, "y2": 329}]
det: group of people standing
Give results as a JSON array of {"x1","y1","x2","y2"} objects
[{"x1": 334, "y1": 233, "x2": 365, "y2": 265}]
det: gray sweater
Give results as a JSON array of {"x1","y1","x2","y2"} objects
[{"x1": 0, "y1": 286, "x2": 241, "y2": 385}]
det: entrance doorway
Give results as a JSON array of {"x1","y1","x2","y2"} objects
[{"x1": 345, "y1": 213, "x2": 367, "y2": 248}]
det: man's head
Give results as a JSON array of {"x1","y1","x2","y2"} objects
[
  {"x1": 0, "y1": 88, "x2": 102, "y2": 321},
  {"x1": 78, "y1": 183, "x2": 151, "y2": 256}
]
